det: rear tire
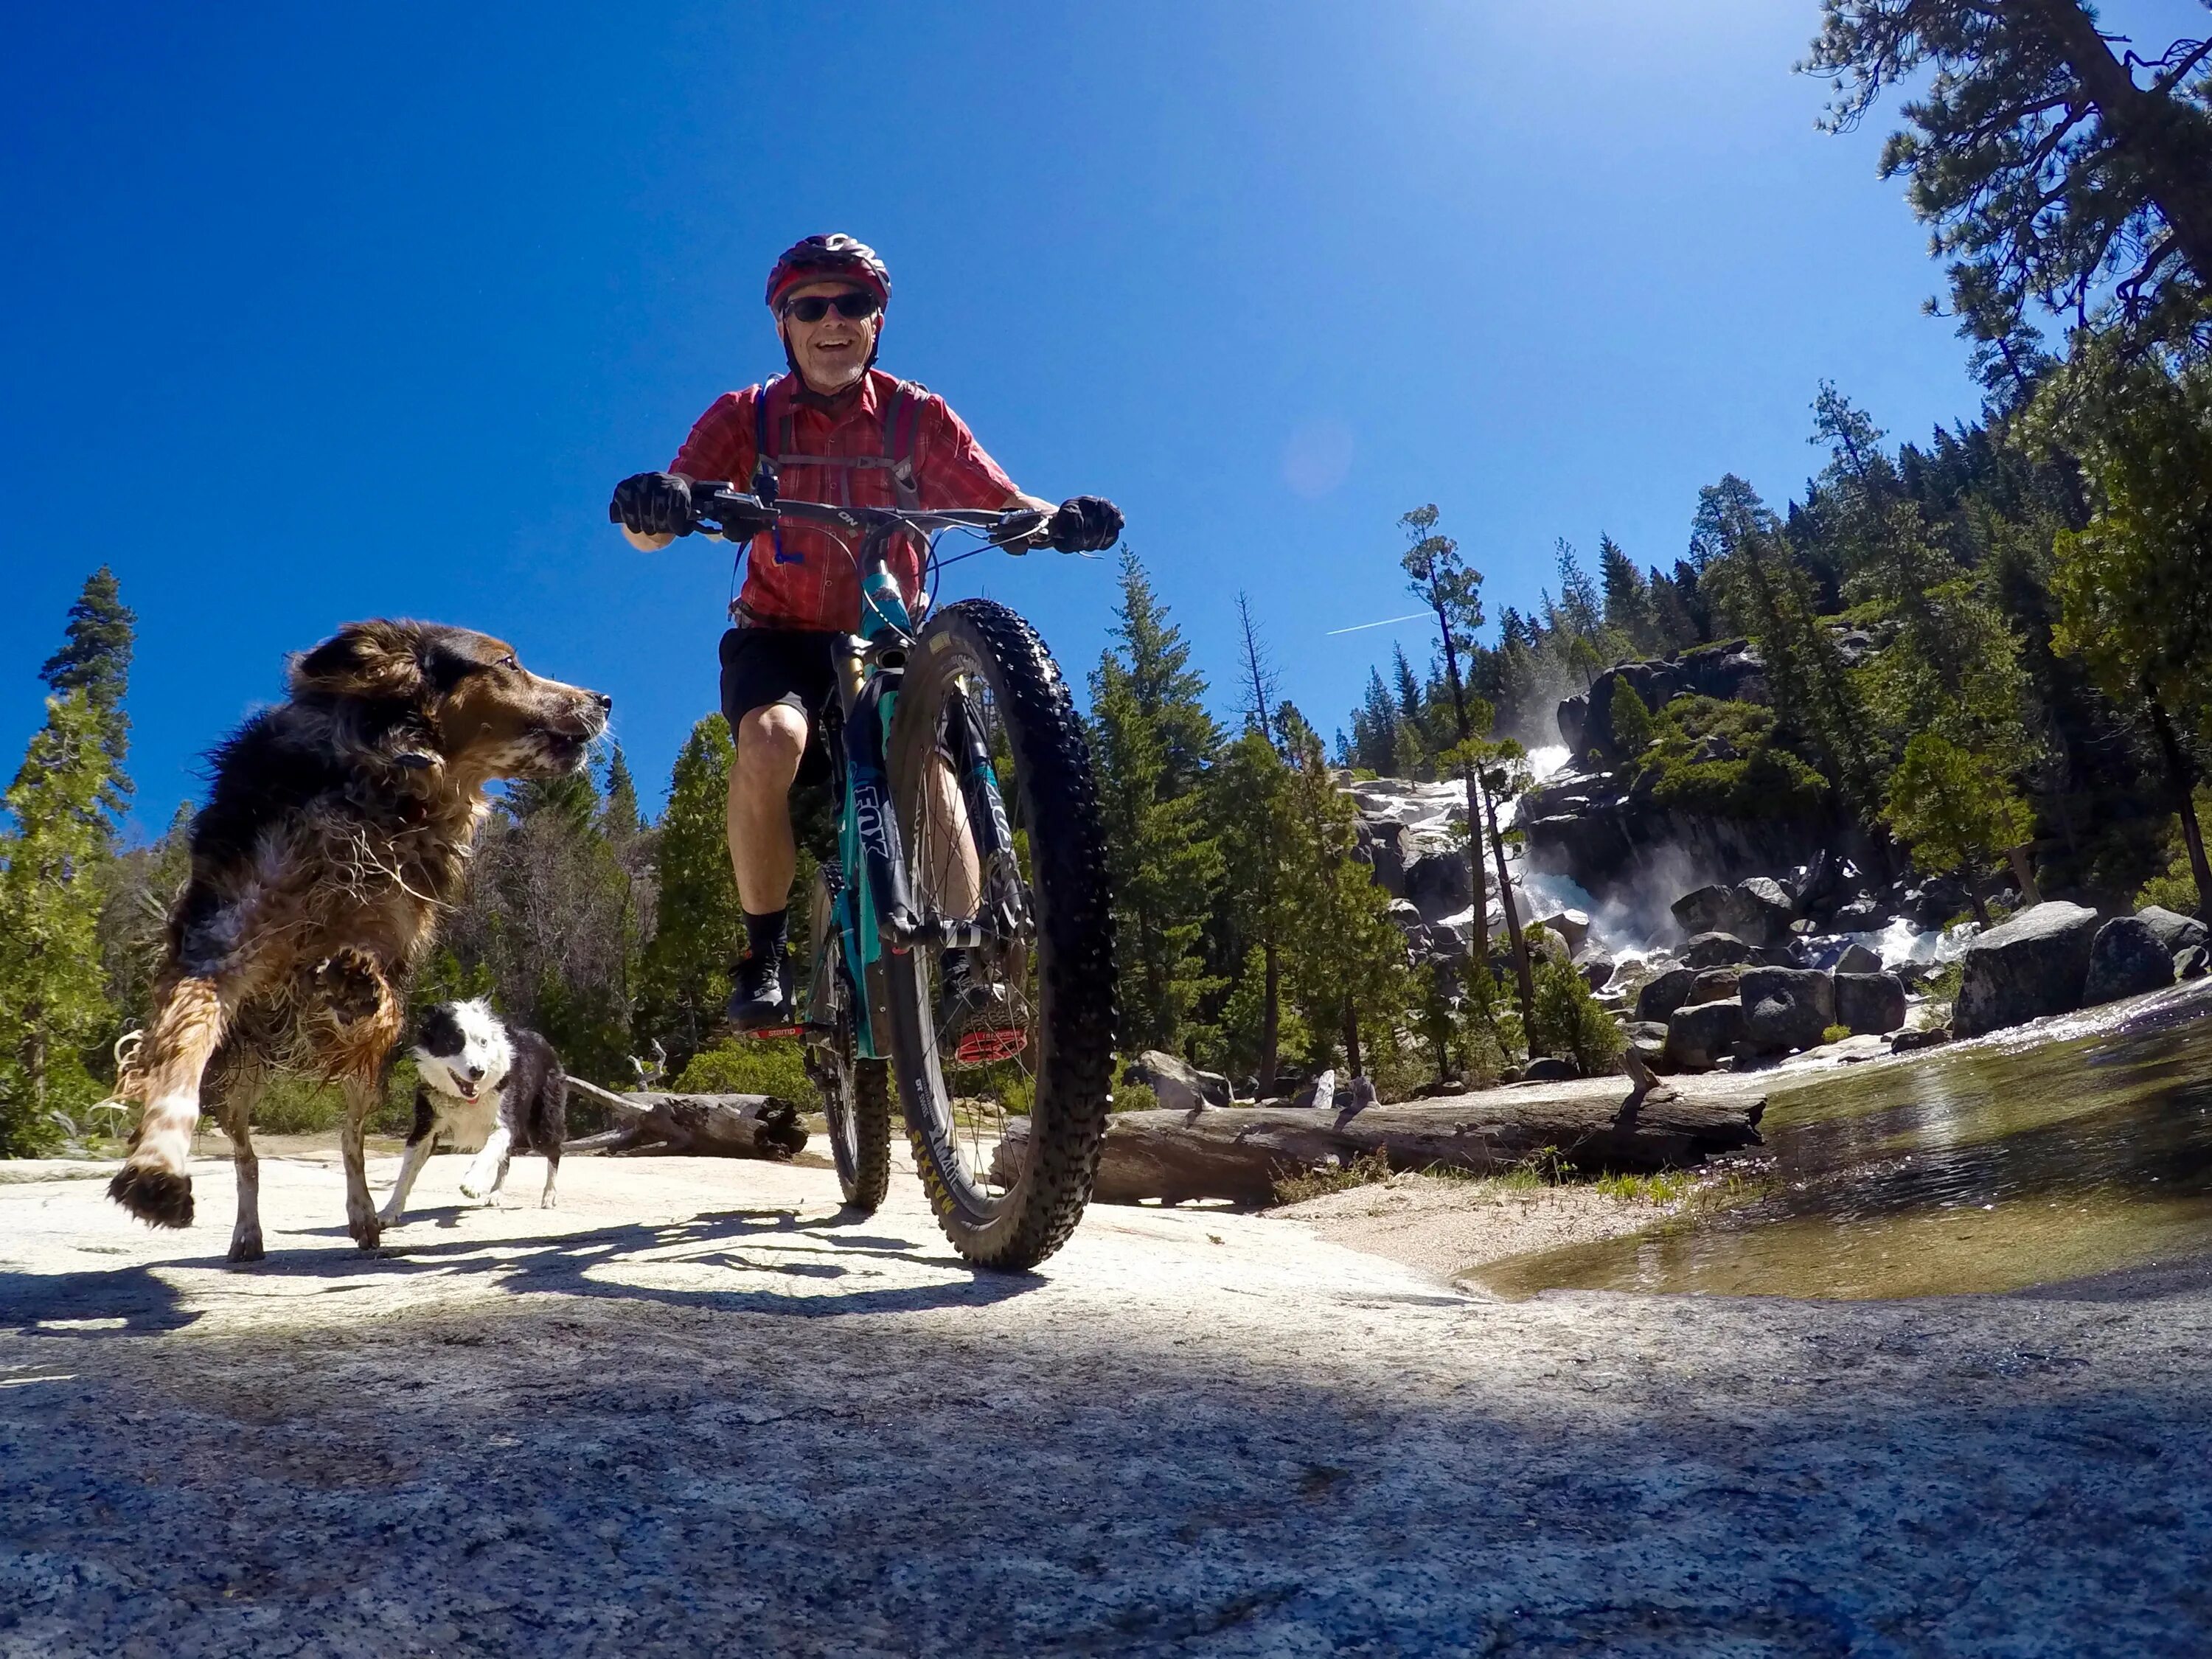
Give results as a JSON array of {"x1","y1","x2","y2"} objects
[
  {"x1": 885, "y1": 599, "x2": 1115, "y2": 1270},
  {"x1": 804, "y1": 869, "x2": 893, "y2": 1212}
]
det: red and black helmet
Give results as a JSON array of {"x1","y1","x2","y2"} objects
[{"x1": 765, "y1": 234, "x2": 891, "y2": 313}]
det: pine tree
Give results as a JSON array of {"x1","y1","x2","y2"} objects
[
  {"x1": 1349, "y1": 667, "x2": 1400, "y2": 775},
  {"x1": 1696, "y1": 474, "x2": 1882, "y2": 812},
  {"x1": 1102, "y1": 551, "x2": 1220, "y2": 799},
  {"x1": 1554, "y1": 540, "x2": 1607, "y2": 643},
  {"x1": 602, "y1": 744, "x2": 644, "y2": 838},
  {"x1": 2048, "y1": 349, "x2": 2212, "y2": 914},
  {"x1": 1598, "y1": 534, "x2": 1655, "y2": 653},
  {"x1": 38, "y1": 568, "x2": 133, "y2": 826},
  {"x1": 1091, "y1": 649, "x2": 1223, "y2": 1055},
  {"x1": 0, "y1": 692, "x2": 119, "y2": 1151},
  {"x1": 1804, "y1": 1, "x2": 2212, "y2": 351},
  {"x1": 1208, "y1": 728, "x2": 1295, "y2": 1091},
  {"x1": 636, "y1": 717, "x2": 747, "y2": 1069},
  {"x1": 1882, "y1": 732, "x2": 2037, "y2": 927},
  {"x1": 95, "y1": 799, "x2": 192, "y2": 1051},
  {"x1": 1275, "y1": 706, "x2": 1408, "y2": 1080},
  {"x1": 1399, "y1": 504, "x2": 1496, "y2": 951}
]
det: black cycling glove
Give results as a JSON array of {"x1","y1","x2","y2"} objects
[
  {"x1": 1048, "y1": 495, "x2": 1123, "y2": 553},
  {"x1": 611, "y1": 472, "x2": 695, "y2": 538}
]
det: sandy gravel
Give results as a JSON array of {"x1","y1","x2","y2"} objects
[
  {"x1": 7, "y1": 1140, "x2": 2212, "y2": 1657},
  {"x1": 1270, "y1": 1172, "x2": 1674, "y2": 1279}
]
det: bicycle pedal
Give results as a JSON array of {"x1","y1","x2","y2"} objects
[{"x1": 953, "y1": 1028, "x2": 1027, "y2": 1065}]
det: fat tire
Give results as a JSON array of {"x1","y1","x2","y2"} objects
[
  {"x1": 806, "y1": 869, "x2": 894, "y2": 1214},
  {"x1": 832, "y1": 1059, "x2": 893, "y2": 1211},
  {"x1": 886, "y1": 599, "x2": 1116, "y2": 1270}
]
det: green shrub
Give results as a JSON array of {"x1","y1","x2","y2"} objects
[
  {"x1": 1526, "y1": 957, "x2": 1625, "y2": 1077},
  {"x1": 675, "y1": 1037, "x2": 819, "y2": 1107},
  {"x1": 1111, "y1": 1079, "x2": 1158, "y2": 1114},
  {"x1": 1272, "y1": 1148, "x2": 1393, "y2": 1205},
  {"x1": 2136, "y1": 794, "x2": 2212, "y2": 913},
  {"x1": 1924, "y1": 959, "x2": 1965, "y2": 1021},
  {"x1": 1638, "y1": 696, "x2": 1831, "y2": 822},
  {"x1": 1607, "y1": 678, "x2": 1655, "y2": 757},
  {"x1": 1820, "y1": 1023, "x2": 1852, "y2": 1046},
  {"x1": 241, "y1": 1062, "x2": 415, "y2": 1137}
]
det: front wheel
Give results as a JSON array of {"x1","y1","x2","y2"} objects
[{"x1": 884, "y1": 599, "x2": 1115, "y2": 1270}]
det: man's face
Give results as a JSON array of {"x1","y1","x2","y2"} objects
[{"x1": 779, "y1": 279, "x2": 882, "y2": 394}]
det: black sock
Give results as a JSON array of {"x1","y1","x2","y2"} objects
[{"x1": 743, "y1": 908, "x2": 788, "y2": 967}]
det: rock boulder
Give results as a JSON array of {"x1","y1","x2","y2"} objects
[
  {"x1": 1635, "y1": 967, "x2": 1700, "y2": 1024},
  {"x1": 2082, "y1": 916, "x2": 2176, "y2": 1007},
  {"x1": 1538, "y1": 909, "x2": 1591, "y2": 955},
  {"x1": 1670, "y1": 880, "x2": 1792, "y2": 947},
  {"x1": 2135, "y1": 905, "x2": 2209, "y2": 958},
  {"x1": 1833, "y1": 970, "x2": 1907, "y2": 1036},
  {"x1": 1736, "y1": 878, "x2": 1795, "y2": 945},
  {"x1": 1952, "y1": 901, "x2": 2099, "y2": 1039},
  {"x1": 1402, "y1": 849, "x2": 1474, "y2": 925},
  {"x1": 1834, "y1": 941, "x2": 1883, "y2": 976},
  {"x1": 1664, "y1": 1000, "x2": 1746, "y2": 1072},
  {"x1": 1739, "y1": 966, "x2": 1837, "y2": 1055},
  {"x1": 1688, "y1": 968, "x2": 1743, "y2": 1006},
  {"x1": 1127, "y1": 1050, "x2": 1231, "y2": 1113},
  {"x1": 1683, "y1": 931, "x2": 1753, "y2": 970}
]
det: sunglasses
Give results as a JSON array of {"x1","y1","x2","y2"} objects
[{"x1": 781, "y1": 290, "x2": 880, "y2": 324}]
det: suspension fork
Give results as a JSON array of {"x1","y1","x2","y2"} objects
[{"x1": 939, "y1": 681, "x2": 1028, "y2": 941}]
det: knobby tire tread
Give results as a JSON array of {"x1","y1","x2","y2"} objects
[
  {"x1": 835, "y1": 1059, "x2": 893, "y2": 1212},
  {"x1": 888, "y1": 599, "x2": 1116, "y2": 1270}
]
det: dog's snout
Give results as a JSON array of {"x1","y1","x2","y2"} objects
[
  {"x1": 593, "y1": 693, "x2": 612, "y2": 714},
  {"x1": 466, "y1": 1066, "x2": 484, "y2": 1082}
]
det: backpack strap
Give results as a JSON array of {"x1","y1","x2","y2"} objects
[
  {"x1": 740, "y1": 380, "x2": 800, "y2": 566},
  {"x1": 880, "y1": 379, "x2": 922, "y2": 510}
]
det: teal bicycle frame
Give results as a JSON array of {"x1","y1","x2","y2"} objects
[{"x1": 684, "y1": 486, "x2": 1036, "y2": 1062}]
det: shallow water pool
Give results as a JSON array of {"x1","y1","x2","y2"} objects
[{"x1": 1467, "y1": 986, "x2": 2212, "y2": 1300}]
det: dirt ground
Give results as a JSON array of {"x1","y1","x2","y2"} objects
[
  {"x1": 7, "y1": 1135, "x2": 2212, "y2": 1657},
  {"x1": 1270, "y1": 1170, "x2": 1679, "y2": 1280}
]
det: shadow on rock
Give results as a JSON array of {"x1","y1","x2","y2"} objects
[
  {"x1": 229, "y1": 1206, "x2": 1043, "y2": 1319},
  {"x1": 0, "y1": 1265, "x2": 201, "y2": 1338}
]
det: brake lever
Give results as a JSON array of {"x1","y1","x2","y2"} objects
[{"x1": 988, "y1": 508, "x2": 1050, "y2": 554}]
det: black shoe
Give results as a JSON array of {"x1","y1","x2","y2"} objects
[
  {"x1": 726, "y1": 950, "x2": 793, "y2": 1033},
  {"x1": 938, "y1": 947, "x2": 1022, "y2": 1062}
]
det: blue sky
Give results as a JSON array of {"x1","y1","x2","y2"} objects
[{"x1": 6, "y1": 1, "x2": 2199, "y2": 835}]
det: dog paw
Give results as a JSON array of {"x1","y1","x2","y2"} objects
[
  {"x1": 348, "y1": 1212, "x2": 383, "y2": 1251},
  {"x1": 227, "y1": 1230, "x2": 265, "y2": 1265},
  {"x1": 311, "y1": 948, "x2": 389, "y2": 1025},
  {"x1": 457, "y1": 1181, "x2": 485, "y2": 1202},
  {"x1": 108, "y1": 1166, "x2": 194, "y2": 1229},
  {"x1": 375, "y1": 1206, "x2": 403, "y2": 1229}
]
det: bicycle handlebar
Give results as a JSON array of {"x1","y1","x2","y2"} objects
[{"x1": 609, "y1": 482, "x2": 1047, "y2": 547}]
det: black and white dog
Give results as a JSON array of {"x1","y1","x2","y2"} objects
[{"x1": 378, "y1": 998, "x2": 568, "y2": 1225}]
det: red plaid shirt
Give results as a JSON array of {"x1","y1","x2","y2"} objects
[{"x1": 671, "y1": 369, "x2": 1020, "y2": 630}]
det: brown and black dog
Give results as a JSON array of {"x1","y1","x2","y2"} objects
[{"x1": 107, "y1": 621, "x2": 608, "y2": 1262}]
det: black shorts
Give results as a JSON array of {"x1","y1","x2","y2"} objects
[{"x1": 718, "y1": 626, "x2": 840, "y2": 785}]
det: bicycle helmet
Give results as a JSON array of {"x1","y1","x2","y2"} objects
[{"x1": 765, "y1": 234, "x2": 891, "y2": 313}]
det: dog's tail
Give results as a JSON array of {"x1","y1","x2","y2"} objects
[{"x1": 108, "y1": 982, "x2": 225, "y2": 1230}]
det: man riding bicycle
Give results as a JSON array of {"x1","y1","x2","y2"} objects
[{"x1": 611, "y1": 233, "x2": 1121, "y2": 1037}]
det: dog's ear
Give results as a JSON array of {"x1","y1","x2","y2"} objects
[{"x1": 291, "y1": 622, "x2": 428, "y2": 704}]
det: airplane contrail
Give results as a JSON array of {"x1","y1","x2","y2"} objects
[{"x1": 1324, "y1": 611, "x2": 1430, "y2": 636}]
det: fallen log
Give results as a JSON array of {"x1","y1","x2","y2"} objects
[
  {"x1": 992, "y1": 1083, "x2": 1764, "y2": 1206},
  {"x1": 563, "y1": 1077, "x2": 808, "y2": 1161}
]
